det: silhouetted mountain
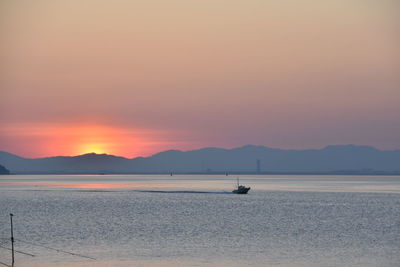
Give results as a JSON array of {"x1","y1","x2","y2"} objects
[
  {"x1": 1, "y1": 145, "x2": 400, "y2": 174},
  {"x1": 0, "y1": 151, "x2": 130, "y2": 174},
  {"x1": 0, "y1": 164, "x2": 10, "y2": 174}
]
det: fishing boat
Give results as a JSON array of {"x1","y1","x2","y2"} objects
[{"x1": 232, "y1": 177, "x2": 250, "y2": 194}]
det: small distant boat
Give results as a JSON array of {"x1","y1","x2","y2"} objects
[{"x1": 232, "y1": 177, "x2": 250, "y2": 194}]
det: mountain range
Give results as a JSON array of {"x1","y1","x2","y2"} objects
[{"x1": 0, "y1": 145, "x2": 399, "y2": 175}]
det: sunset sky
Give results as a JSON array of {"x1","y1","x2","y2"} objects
[{"x1": 1, "y1": 0, "x2": 399, "y2": 158}]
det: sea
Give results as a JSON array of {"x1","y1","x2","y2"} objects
[{"x1": 0, "y1": 175, "x2": 399, "y2": 267}]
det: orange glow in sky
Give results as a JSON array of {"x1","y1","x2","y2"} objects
[
  {"x1": 69, "y1": 125, "x2": 126, "y2": 155},
  {"x1": 0, "y1": 123, "x2": 190, "y2": 158}
]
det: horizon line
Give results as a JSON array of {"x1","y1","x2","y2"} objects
[{"x1": 1, "y1": 143, "x2": 398, "y2": 160}]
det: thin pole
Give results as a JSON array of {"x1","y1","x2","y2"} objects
[{"x1": 10, "y1": 214, "x2": 14, "y2": 265}]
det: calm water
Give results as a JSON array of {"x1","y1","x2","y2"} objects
[{"x1": 0, "y1": 175, "x2": 399, "y2": 267}]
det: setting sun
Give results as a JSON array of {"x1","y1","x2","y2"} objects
[
  {"x1": 71, "y1": 125, "x2": 115, "y2": 155},
  {"x1": 0, "y1": 122, "x2": 182, "y2": 158},
  {"x1": 78, "y1": 143, "x2": 108, "y2": 155}
]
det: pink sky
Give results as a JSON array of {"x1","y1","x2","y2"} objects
[{"x1": 1, "y1": 0, "x2": 399, "y2": 158}]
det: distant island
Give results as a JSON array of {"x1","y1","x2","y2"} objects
[
  {"x1": 0, "y1": 164, "x2": 10, "y2": 174},
  {"x1": 0, "y1": 145, "x2": 399, "y2": 175}
]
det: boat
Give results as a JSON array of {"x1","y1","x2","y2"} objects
[{"x1": 232, "y1": 177, "x2": 250, "y2": 194}]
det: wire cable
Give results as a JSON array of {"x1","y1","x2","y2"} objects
[
  {"x1": 14, "y1": 239, "x2": 96, "y2": 260},
  {"x1": 0, "y1": 245, "x2": 35, "y2": 257}
]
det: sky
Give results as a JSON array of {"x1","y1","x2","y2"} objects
[{"x1": 0, "y1": 0, "x2": 399, "y2": 158}]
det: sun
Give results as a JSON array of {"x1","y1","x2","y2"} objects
[
  {"x1": 78, "y1": 143, "x2": 107, "y2": 155},
  {"x1": 45, "y1": 123, "x2": 158, "y2": 157}
]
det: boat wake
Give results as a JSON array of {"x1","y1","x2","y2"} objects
[{"x1": 133, "y1": 190, "x2": 232, "y2": 195}]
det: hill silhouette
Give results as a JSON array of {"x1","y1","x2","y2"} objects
[{"x1": 0, "y1": 145, "x2": 399, "y2": 174}]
